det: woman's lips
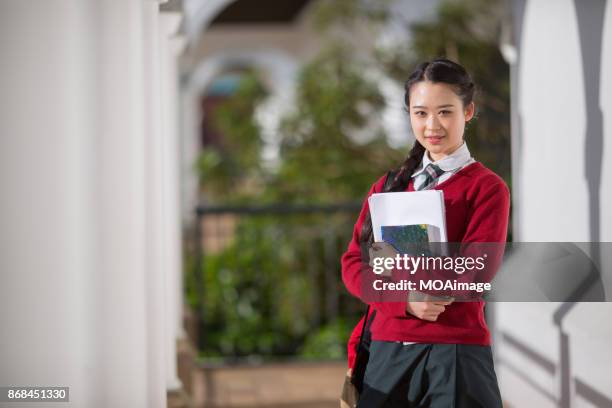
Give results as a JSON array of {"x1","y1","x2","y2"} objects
[{"x1": 426, "y1": 135, "x2": 444, "y2": 145}]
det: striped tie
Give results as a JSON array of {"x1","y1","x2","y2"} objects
[{"x1": 414, "y1": 163, "x2": 445, "y2": 191}]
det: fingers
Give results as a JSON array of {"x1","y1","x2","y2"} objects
[
  {"x1": 424, "y1": 305, "x2": 447, "y2": 321},
  {"x1": 418, "y1": 302, "x2": 450, "y2": 321},
  {"x1": 373, "y1": 242, "x2": 397, "y2": 252},
  {"x1": 422, "y1": 312, "x2": 442, "y2": 321},
  {"x1": 369, "y1": 242, "x2": 399, "y2": 258},
  {"x1": 406, "y1": 299, "x2": 454, "y2": 321},
  {"x1": 423, "y1": 294, "x2": 454, "y2": 305},
  {"x1": 411, "y1": 292, "x2": 454, "y2": 304},
  {"x1": 427, "y1": 303, "x2": 446, "y2": 313}
]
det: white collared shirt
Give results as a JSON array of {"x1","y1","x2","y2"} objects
[{"x1": 412, "y1": 142, "x2": 475, "y2": 189}]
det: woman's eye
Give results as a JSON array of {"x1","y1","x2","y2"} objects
[
  {"x1": 439, "y1": 110, "x2": 451, "y2": 115},
  {"x1": 414, "y1": 111, "x2": 426, "y2": 116}
]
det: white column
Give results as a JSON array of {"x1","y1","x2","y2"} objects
[
  {"x1": 498, "y1": 1, "x2": 612, "y2": 407},
  {"x1": 170, "y1": 35, "x2": 188, "y2": 340},
  {"x1": 95, "y1": 0, "x2": 152, "y2": 405},
  {"x1": 159, "y1": 10, "x2": 185, "y2": 392},
  {"x1": 0, "y1": 0, "x2": 169, "y2": 406},
  {"x1": 0, "y1": 1, "x2": 101, "y2": 406},
  {"x1": 179, "y1": 82, "x2": 202, "y2": 224},
  {"x1": 142, "y1": 0, "x2": 169, "y2": 406},
  {"x1": 601, "y1": 0, "x2": 612, "y2": 242},
  {"x1": 517, "y1": 0, "x2": 589, "y2": 242}
]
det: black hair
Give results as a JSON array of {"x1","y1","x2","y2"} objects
[{"x1": 360, "y1": 58, "x2": 476, "y2": 247}]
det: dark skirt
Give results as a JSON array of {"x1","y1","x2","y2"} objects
[{"x1": 357, "y1": 341, "x2": 502, "y2": 408}]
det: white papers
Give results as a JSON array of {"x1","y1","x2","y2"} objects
[{"x1": 368, "y1": 190, "x2": 447, "y2": 242}]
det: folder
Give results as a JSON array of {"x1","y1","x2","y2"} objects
[{"x1": 368, "y1": 190, "x2": 447, "y2": 246}]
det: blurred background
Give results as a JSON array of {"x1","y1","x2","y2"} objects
[{"x1": 1, "y1": 0, "x2": 611, "y2": 407}]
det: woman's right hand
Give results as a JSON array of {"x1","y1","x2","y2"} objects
[{"x1": 406, "y1": 292, "x2": 453, "y2": 321}]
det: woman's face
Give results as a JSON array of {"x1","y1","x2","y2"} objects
[{"x1": 408, "y1": 81, "x2": 474, "y2": 161}]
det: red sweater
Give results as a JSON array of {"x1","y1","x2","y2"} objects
[{"x1": 342, "y1": 162, "x2": 510, "y2": 349}]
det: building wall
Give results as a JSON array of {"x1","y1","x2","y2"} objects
[{"x1": 497, "y1": 0, "x2": 612, "y2": 406}]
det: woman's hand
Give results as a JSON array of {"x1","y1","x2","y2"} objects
[
  {"x1": 406, "y1": 292, "x2": 454, "y2": 321},
  {"x1": 369, "y1": 242, "x2": 453, "y2": 321},
  {"x1": 368, "y1": 242, "x2": 399, "y2": 277}
]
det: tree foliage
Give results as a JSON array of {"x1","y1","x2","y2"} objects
[
  {"x1": 195, "y1": 73, "x2": 268, "y2": 202},
  {"x1": 266, "y1": 43, "x2": 405, "y2": 203}
]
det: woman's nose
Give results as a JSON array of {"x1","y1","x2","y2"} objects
[{"x1": 426, "y1": 114, "x2": 441, "y2": 129}]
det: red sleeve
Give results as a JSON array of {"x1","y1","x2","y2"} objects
[
  {"x1": 341, "y1": 176, "x2": 410, "y2": 318},
  {"x1": 347, "y1": 316, "x2": 365, "y2": 369},
  {"x1": 450, "y1": 177, "x2": 510, "y2": 295}
]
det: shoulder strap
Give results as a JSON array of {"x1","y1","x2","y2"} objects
[{"x1": 357, "y1": 306, "x2": 370, "y2": 347}]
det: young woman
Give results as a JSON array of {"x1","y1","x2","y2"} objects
[{"x1": 341, "y1": 58, "x2": 509, "y2": 407}]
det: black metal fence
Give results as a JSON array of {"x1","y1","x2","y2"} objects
[{"x1": 188, "y1": 202, "x2": 365, "y2": 361}]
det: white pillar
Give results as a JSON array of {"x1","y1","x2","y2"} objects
[
  {"x1": 179, "y1": 83, "x2": 202, "y2": 224},
  {"x1": 95, "y1": 0, "x2": 152, "y2": 404},
  {"x1": 170, "y1": 34, "x2": 188, "y2": 340},
  {"x1": 142, "y1": 0, "x2": 169, "y2": 406},
  {"x1": 498, "y1": 1, "x2": 612, "y2": 407},
  {"x1": 159, "y1": 9, "x2": 185, "y2": 392},
  {"x1": 0, "y1": 1, "x2": 171, "y2": 406},
  {"x1": 0, "y1": 1, "x2": 101, "y2": 406}
]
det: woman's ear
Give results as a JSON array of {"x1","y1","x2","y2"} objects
[{"x1": 464, "y1": 102, "x2": 475, "y2": 122}]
